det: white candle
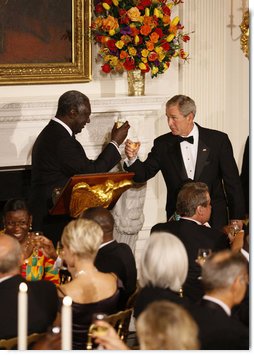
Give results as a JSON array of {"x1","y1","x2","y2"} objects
[
  {"x1": 62, "y1": 296, "x2": 72, "y2": 350},
  {"x1": 18, "y1": 282, "x2": 28, "y2": 350}
]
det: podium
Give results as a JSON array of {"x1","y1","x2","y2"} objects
[{"x1": 49, "y1": 172, "x2": 135, "y2": 218}]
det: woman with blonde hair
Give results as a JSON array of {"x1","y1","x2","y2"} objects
[
  {"x1": 92, "y1": 300, "x2": 200, "y2": 350},
  {"x1": 134, "y1": 231, "x2": 189, "y2": 318},
  {"x1": 56, "y1": 218, "x2": 122, "y2": 350}
]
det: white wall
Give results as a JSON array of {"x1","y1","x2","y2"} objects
[{"x1": 0, "y1": 0, "x2": 249, "y2": 265}]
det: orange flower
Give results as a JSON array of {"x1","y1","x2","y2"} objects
[
  {"x1": 146, "y1": 40, "x2": 154, "y2": 51},
  {"x1": 127, "y1": 7, "x2": 141, "y2": 22},
  {"x1": 150, "y1": 32, "x2": 160, "y2": 43},
  {"x1": 120, "y1": 50, "x2": 128, "y2": 59},
  {"x1": 140, "y1": 24, "x2": 152, "y2": 36},
  {"x1": 102, "y1": 15, "x2": 119, "y2": 33},
  {"x1": 148, "y1": 51, "x2": 159, "y2": 61}
]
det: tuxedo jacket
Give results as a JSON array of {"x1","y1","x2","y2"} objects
[
  {"x1": 189, "y1": 299, "x2": 249, "y2": 350},
  {"x1": 30, "y1": 120, "x2": 121, "y2": 230},
  {"x1": 0, "y1": 274, "x2": 58, "y2": 339},
  {"x1": 95, "y1": 240, "x2": 137, "y2": 306},
  {"x1": 151, "y1": 219, "x2": 230, "y2": 301},
  {"x1": 134, "y1": 285, "x2": 189, "y2": 319},
  {"x1": 125, "y1": 124, "x2": 245, "y2": 228}
]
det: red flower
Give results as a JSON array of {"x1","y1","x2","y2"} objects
[
  {"x1": 101, "y1": 63, "x2": 111, "y2": 73},
  {"x1": 107, "y1": 39, "x2": 117, "y2": 51},
  {"x1": 123, "y1": 57, "x2": 135, "y2": 70},
  {"x1": 103, "y1": 0, "x2": 112, "y2": 5},
  {"x1": 161, "y1": 42, "x2": 170, "y2": 51},
  {"x1": 154, "y1": 28, "x2": 163, "y2": 38},
  {"x1": 95, "y1": 4, "x2": 104, "y2": 14},
  {"x1": 161, "y1": 4, "x2": 171, "y2": 16},
  {"x1": 182, "y1": 34, "x2": 190, "y2": 42},
  {"x1": 137, "y1": 0, "x2": 152, "y2": 10}
]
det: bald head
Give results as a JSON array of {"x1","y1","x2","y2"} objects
[
  {"x1": 79, "y1": 207, "x2": 114, "y2": 243},
  {"x1": 0, "y1": 233, "x2": 22, "y2": 275}
]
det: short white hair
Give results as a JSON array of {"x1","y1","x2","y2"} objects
[
  {"x1": 139, "y1": 232, "x2": 188, "y2": 291},
  {"x1": 61, "y1": 218, "x2": 103, "y2": 259}
]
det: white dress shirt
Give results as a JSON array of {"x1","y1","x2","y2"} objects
[{"x1": 180, "y1": 123, "x2": 199, "y2": 179}]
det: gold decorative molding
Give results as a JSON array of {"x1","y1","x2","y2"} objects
[
  {"x1": 240, "y1": 9, "x2": 249, "y2": 59},
  {"x1": 69, "y1": 179, "x2": 133, "y2": 217},
  {"x1": 0, "y1": 0, "x2": 91, "y2": 85}
]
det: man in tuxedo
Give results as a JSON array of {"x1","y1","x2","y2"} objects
[
  {"x1": 80, "y1": 206, "x2": 137, "y2": 308},
  {"x1": 30, "y1": 90, "x2": 130, "y2": 244},
  {"x1": 0, "y1": 234, "x2": 58, "y2": 339},
  {"x1": 151, "y1": 182, "x2": 230, "y2": 301},
  {"x1": 125, "y1": 94, "x2": 245, "y2": 229},
  {"x1": 188, "y1": 250, "x2": 249, "y2": 350}
]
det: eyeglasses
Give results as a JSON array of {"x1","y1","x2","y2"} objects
[{"x1": 5, "y1": 220, "x2": 29, "y2": 228}]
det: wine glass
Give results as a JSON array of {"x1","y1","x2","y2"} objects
[
  {"x1": 196, "y1": 248, "x2": 212, "y2": 279},
  {"x1": 115, "y1": 115, "x2": 124, "y2": 128},
  {"x1": 31, "y1": 231, "x2": 44, "y2": 259},
  {"x1": 127, "y1": 126, "x2": 140, "y2": 150},
  {"x1": 90, "y1": 313, "x2": 108, "y2": 336},
  {"x1": 229, "y1": 220, "x2": 241, "y2": 236},
  {"x1": 88, "y1": 313, "x2": 108, "y2": 349}
]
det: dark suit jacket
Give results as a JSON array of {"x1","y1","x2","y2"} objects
[
  {"x1": 30, "y1": 120, "x2": 121, "y2": 233},
  {"x1": 95, "y1": 240, "x2": 137, "y2": 306},
  {"x1": 151, "y1": 219, "x2": 230, "y2": 301},
  {"x1": 125, "y1": 124, "x2": 245, "y2": 228},
  {"x1": 189, "y1": 299, "x2": 249, "y2": 350},
  {"x1": 134, "y1": 285, "x2": 189, "y2": 319},
  {"x1": 0, "y1": 274, "x2": 58, "y2": 339}
]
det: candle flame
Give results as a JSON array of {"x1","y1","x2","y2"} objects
[{"x1": 19, "y1": 282, "x2": 28, "y2": 292}]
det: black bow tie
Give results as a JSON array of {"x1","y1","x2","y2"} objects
[{"x1": 178, "y1": 136, "x2": 194, "y2": 144}]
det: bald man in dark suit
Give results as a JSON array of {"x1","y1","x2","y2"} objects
[
  {"x1": 0, "y1": 234, "x2": 58, "y2": 340},
  {"x1": 30, "y1": 90, "x2": 129, "y2": 244}
]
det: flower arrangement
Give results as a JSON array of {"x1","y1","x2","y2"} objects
[{"x1": 91, "y1": 0, "x2": 190, "y2": 78}]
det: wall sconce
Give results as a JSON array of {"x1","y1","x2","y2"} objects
[{"x1": 240, "y1": 9, "x2": 249, "y2": 58}]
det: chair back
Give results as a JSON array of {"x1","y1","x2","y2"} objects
[
  {"x1": 86, "y1": 308, "x2": 133, "y2": 350},
  {"x1": 0, "y1": 332, "x2": 46, "y2": 350},
  {"x1": 126, "y1": 284, "x2": 140, "y2": 308}
]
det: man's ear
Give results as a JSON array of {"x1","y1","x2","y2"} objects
[{"x1": 196, "y1": 205, "x2": 203, "y2": 215}]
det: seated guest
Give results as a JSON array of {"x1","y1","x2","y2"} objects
[
  {"x1": 2, "y1": 199, "x2": 59, "y2": 284},
  {"x1": 56, "y1": 219, "x2": 122, "y2": 350},
  {"x1": 134, "y1": 232, "x2": 189, "y2": 319},
  {"x1": 189, "y1": 250, "x2": 249, "y2": 350},
  {"x1": 93, "y1": 300, "x2": 200, "y2": 350},
  {"x1": 80, "y1": 206, "x2": 137, "y2": 307},
  {"x1": 151, "y1": 182, "x2": 229, "y2": 301},
  {"x1": 0, "y1": 234, "x2": 58, "y2": 339}
]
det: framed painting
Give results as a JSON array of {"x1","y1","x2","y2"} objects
[{"x1": 0, "y1": 0, "x2": 91, "y2": 85}]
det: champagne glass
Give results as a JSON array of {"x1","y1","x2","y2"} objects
[
  {"x1": 31, "y1": 231, "x2": 44, "y2": 259},
  {"x1": 197, "y1": 248, "x2": 212, "y2": 279},
  {"x1": 115, "y1": 115, "x2": 124, "y2": 128},
  {"x1": 197, "y1": 248, "x2": 212, "y2": 264},
  {"x1": 90, "y1": 313, "x2": 108, "y2": 336},
  {"x1": 229, "y1": 220, "x2": 241, "y2": 236},
  {"x1": 128, "y1": 126, "x2": 140, "y2": 150},
  {"x1": 88, "y1": 313, "x2": 108, "y2": 350}
]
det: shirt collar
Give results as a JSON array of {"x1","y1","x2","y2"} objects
[
  {"x1": 52, "y1": 117, "x2": 73, "y2": 136},
  {"x1": 99, "y1": 240, "x2": 115, "y2": 249},
  {"x1": 0, "y1": 274, "x2": 15, "y2": 283},
  {"x1": 203, "y1": 295, "x2": 231, "y2": 316}
]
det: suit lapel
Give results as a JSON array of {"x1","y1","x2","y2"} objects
[
  {"x1": 168, "y1": 138, "x2": 188, "y2": 180},
  {"x1": 194, "y1": 127, "x2": 210, "y2": 181}
]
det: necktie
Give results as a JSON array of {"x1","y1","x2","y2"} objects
[{"x1": 178, "y1": 136, "x2": 194, "y2": 144}]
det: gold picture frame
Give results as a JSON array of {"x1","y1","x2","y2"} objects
[{"x1": 0, "y1": 0, "x2": 91, "y2": 85}]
